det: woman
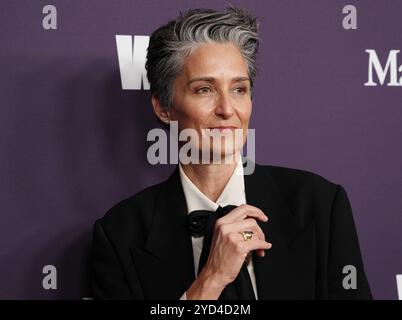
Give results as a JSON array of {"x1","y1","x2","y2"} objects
[{"x1": 91, "y1": 7, "x2": 372, "y2": 300}]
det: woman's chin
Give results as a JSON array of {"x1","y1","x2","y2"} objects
[{"x1": 198, "y1": 148, "x2": 240, "y2": 164}]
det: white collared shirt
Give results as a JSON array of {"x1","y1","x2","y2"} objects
[{"x1": 178, "y1": 158, "x2": 259, "y2": 300}]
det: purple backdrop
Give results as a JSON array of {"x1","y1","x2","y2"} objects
[{"x1": 0, "y1": 0, "x2": 401, "y2": 299}]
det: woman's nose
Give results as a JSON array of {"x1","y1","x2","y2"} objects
[{"x1": 214, "y1": 92, "x2": 234, "y2": 118}]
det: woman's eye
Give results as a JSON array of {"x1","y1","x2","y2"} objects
[
  {"x1": 196, "y1": 87, "x2": 212, "y2": 94},
  {"x1": 233, "y1": 87, "x2": 247, "y2": 94}
]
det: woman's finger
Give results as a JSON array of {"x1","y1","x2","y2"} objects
[
  {"x1": 230, "y1": 218, "x2": 265, "y2": 242},
  {"x1": 219, "y1": 204, "x2": 268, "y2": 224}
]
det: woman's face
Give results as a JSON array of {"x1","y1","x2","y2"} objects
[{"x1": 169, "y1": 42, "x2": 252, "y2": 161}]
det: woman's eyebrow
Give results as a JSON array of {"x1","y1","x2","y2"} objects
[
  {"x1": 187, "y1": 76, "x2": 250, "y2": 86},
  {"x1": 232, "y1": 76, "x2": 250, "y2": 82}
]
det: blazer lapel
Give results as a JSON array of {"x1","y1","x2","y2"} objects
[
  {"x1": 132, "y1": 166, "x2": 196, "y2": 299},
  {"x1": 244, "y1": 161, "x2": 317, "y2": 299}
]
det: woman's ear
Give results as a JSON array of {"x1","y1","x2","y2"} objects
[{"x1": 151, "y1": 94, "x2": 170, "y2": 124}]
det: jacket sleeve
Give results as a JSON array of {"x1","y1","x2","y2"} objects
[
  {"x1": 90, "y1": 219, "x2": 137, "y2": 299},
  {"x1": 327, "y1": 184, "x2": 373, "y2": 299}
]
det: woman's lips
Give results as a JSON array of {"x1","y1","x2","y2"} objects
[{"x1": 207, "y1": 126, "x2": 239, "y2": 134}]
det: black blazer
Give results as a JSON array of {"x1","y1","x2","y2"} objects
[{"x1": 90, "y1": 162, "x2": 372, "y2": 299}]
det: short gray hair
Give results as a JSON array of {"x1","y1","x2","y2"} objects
[{"x1": 145, "y1": 6, "x2": 260, "y2": 111}]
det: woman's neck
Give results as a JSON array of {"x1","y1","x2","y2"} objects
[{"x1": 181, "y1": 156, "x2": 239, "y2": 202}]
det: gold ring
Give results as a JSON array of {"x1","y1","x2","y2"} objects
[{"x1": 239, "y1": 230, "x2": 253, "y2": 241}]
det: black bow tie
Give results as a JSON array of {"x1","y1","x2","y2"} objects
[
  {"x1": 187, "y1": 205, "x2": 237, "y2": 237},
  {"x1": 187, "y1": 205, "x2": 256, "y2": 300}
]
